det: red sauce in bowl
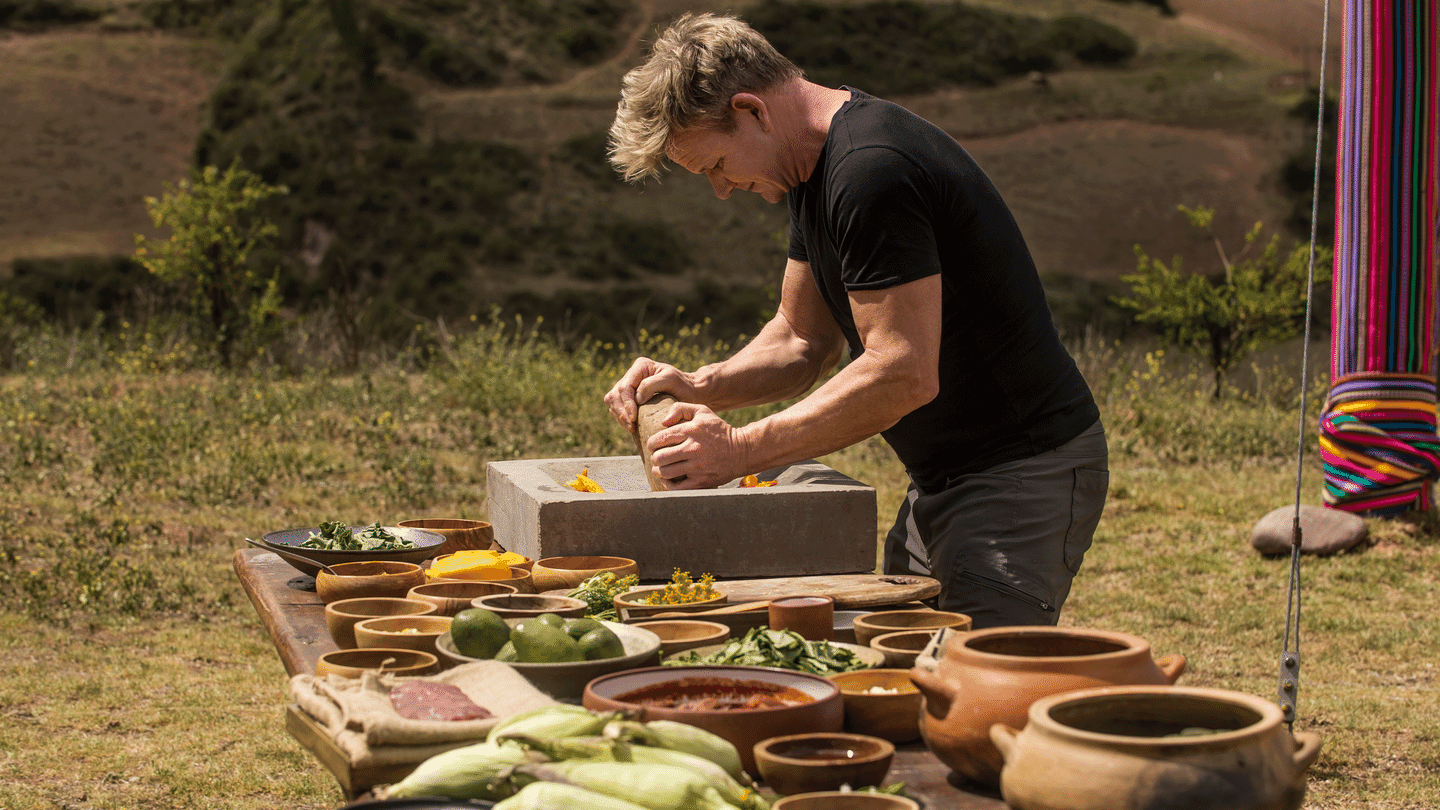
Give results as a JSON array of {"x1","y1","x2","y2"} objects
[{"x1": 616, "y1": 676, "x2": 817, "y2": 711}]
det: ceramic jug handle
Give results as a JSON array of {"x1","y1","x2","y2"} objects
[
  {"x1": 1155, "y1": 653, "x2": 1187, "y2": 683},
  {"x1": 989, "y1": 723, "x2": 1021, "y2": 763},
  {"x1": 1292, "y1": 732, "x2": 1323, "y2": 772},
  {"x1": 909, "y1": 665, "x2": 958, "y2": 719}
]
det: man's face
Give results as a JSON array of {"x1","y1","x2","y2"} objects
[{"x1": 666, "y1": 112, "x2": 789, "y2": 204}]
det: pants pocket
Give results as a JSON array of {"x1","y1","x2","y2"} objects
[{"x1": 1064, "y1": 466, "x2": 1109, "y2": 572}]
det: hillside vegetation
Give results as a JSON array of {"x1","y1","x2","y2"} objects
[{"x1": 1, "y1": 0, "x2": 1329, "y2": 350}]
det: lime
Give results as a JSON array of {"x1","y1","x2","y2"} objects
[
  {"x1": 495, "y1": 641, "x2": 518, "y2": 662},
  {"x1": 511, "y1": 621, "x2": 585, "y2": 663},
  {"x1": 533, "y1": 613, "x2": 567, "y2": 630},
  {"x1": 451, "y1": 608, "x2": 510, "y2": 659},
  {"x1": 564, "y1": 617, "x2": 604, "y2": 639},
  {"x1": 576, "y1": 625, "x2": 625, "y2": 661}
]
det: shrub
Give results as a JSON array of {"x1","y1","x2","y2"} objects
[{"x1": 1045, "y1": 15, "x2": 1138, "y2": 65}]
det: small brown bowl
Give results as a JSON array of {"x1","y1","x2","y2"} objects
[
  {"x1": 771, "y1": 792, "x2": 920, "y2": 810},
  {"x1": 430, "y1": 565, "x2": 535, "y2": 594},
  {"x1": 470, "y1": 593, "x2": 588, "y2": 620},
  {"x1": 530, "y1": 555, "x2": 639, "y2": 593},
  {"x1": 827, "y1": 669, "x2": 924, "y2": 742},
  {"x1": 613, "y1": 585, "x2": 727, "y2": 620},
  {"x1": 315, "y1": 560, "x2": 428, "y2": 604},
  {"x1": 852, "y1": 610, "x2": 971, "y2": 648},
  {"x1": 325, "y1": 597, "x2": 437, "y2": 650},
  {"x1": 407, "y1": 580, "x2": 518, "y2": 616},
  {"x1": 397, "y1": 518, "x2": 496, "y2": 557},
  {"x1": 353, "y1": 614, "x2": 453, "y2": 656},
  {"x1": 314, "y1": 648, "x2": 438, "y2": 679},
  {"x1": 754, "y1": 732, "x2": 895, "y2": 796},
  {"x1": 868, "y1": 630, "x2": 938, "y2": 669},
  {"x1": 632, "y1": 619, "x2": 731, "y2": 657}
]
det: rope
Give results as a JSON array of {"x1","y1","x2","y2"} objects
[{"x1": 1280, "y1": 0, "x2": 1334, "y2": 730}]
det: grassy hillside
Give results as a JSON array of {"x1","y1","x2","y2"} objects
[{"x1": 0, "y1": 0, "x2": 1335, "y2": 346}]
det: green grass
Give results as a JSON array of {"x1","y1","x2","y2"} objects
[{"x1": 0, "y1": 321, "x2": 1436, "y2": 809}]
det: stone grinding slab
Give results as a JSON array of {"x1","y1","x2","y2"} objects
[{"x1": 486, "y1": 456, "x2": 878, "y2": 580}]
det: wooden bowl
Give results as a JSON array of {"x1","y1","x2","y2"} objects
[
  {"x1": 530, "y1": 555, "x2": 638, "y2": 593},
  {"x1": 260, "y1": 526, "x2": 445, "y2": 577},
  {"x1": 436, "y1": 620, "x2": 661, "y2": 700},
  {"x1": 852, "y1": 610, "x2": 971, "y2": 648},
  {"x1": 582, "y1": 665, "x2": 844, "y2": 777},
  {"x1": 315, "y1": 560, "x2": 427, "y2": 604},
  {"x1": 314, "y1": 648, "x2": 438, "y2": 679},
  {"x1": 325, "y1": 597, "x2": 437, "y2": 650},
  {"x1": 429, "y1": 562, "x2": 536, "y2": 593},
  {"x1": 407, "y1": 580, "x2": 518, "y2": 616},
  {"x1": 869, "y1": 629, "x2": 939, "y2": 669},
  {"x1": 754, "y1": 732, "x2": 895, "y2": 796},
  {"x1": 613, "y1": 585, "x2": 727, "y2": 620},
  {"x1": 827, "y1": 668, "x2": 924, "y2": 742},
  {"x1": 631, "y1": 619, "x2": 731, "y2": 657},
  {"x1": 397, "y1": 517, "x2": 496, "y2": 557},
  {"x1": 469, "y1": 593, "x2": 588, "y2": 620},
  {"x1": 771, "y1": 792, "x2": 919, "y2": 810},
  {"x1": 353, "y1": 614, "x2": 453, "y2": 656}
]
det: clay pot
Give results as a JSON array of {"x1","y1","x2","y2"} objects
[
  {"x1": 530, "y1": 555, "x2": 639, "y2": 593},
  {"x1": 991, "y1": 685, "x2": 1323, "y2": 810},
  {"x1": 828, "y1": 668, "x2": 924, "y2": 743},
  {"x1": 769, "y1": 595, "x2": 835, "y2": 641},
  {"x1": 407, "y1": 580, "x2": 518, "y2": 616},
  {"x1": 909, "y1": 625, "x2": 1186, "y2": 787},
  {"x1": 315, "y1": 560, "x2": 427, "y2": 604}
]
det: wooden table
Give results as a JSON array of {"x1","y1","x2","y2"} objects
[{"x1": 234, "y1": 548, "x2": 1007, "y2": 809}]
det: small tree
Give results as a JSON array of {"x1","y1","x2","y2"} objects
[
  {"x1": 134, "y1": 164, "x2": 288, "y2": 367},
  {"x1": 1114, "y1": 205, "x2": 1330, "y2": 398}
]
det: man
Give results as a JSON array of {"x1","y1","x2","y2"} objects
[{"x1": 603, "y1": 12, "x2": 1107, "y2": 628}]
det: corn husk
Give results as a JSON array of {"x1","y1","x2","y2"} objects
[
  {"x1": 488, "y1": 705, "x2": 616, "y2": 743},
  {"x1": 514, "y1": 761, "x2": 746, "y2": 810},
  {"x1": 503, "y1": 733, "x2": 764, "y2": 808},
  {"x1": 493, "y1": 782, "x2": 652, "y2": 810},
  {"x1": 604, "y1": 718, "x2": 747, "y2": 782},
  {"x1": 380, "y1": 740, "x2": 532, "y2": 800}
]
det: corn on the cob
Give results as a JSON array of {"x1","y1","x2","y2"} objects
[
  {"x1": 492, "y1": 782, "x2": 652, "y2": 810},
  {"x1": 381, "y1": 740, "x2": 531, "y2": 800},
  {"x1": 488, "y1": 705, "x2": 616, "y2": 743},
  {"x1": 605, "y1": 718, "x2": 747, "y2": 782},
  {"x1": 514, "y1": 761, "x2": 746, "y2": 810}
]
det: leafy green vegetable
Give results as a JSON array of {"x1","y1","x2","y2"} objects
[
  {"x1": 300, "y1": 521, "x2": 417, "y2": 551},
  {"x1": 662, "y1": 627, "x2": 867, "y2": 675},
  {"x1": 567, "y1": 572, "x2": 639, "y2": 621}
]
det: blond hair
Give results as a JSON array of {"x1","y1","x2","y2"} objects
[{"x1": 608, "y1": 12, "x2": 803, "y2": 182}]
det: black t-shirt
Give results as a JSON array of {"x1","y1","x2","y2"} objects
[{"x1": 787, "y1": 88, "x2": 1099, "y2": 491}]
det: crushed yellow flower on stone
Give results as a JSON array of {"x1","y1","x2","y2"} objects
[
  {"x1": 739, "y1": 474, "x2": 777, "y2": 487},
  {"x1": 565, "y1": 467, "x2": 605, "y2": 493}
]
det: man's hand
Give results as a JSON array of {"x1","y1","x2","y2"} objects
[
  {"x1": 646, "y1": 402, "x2": 750, "y2": 490},
  {"x1": 604, "y1": 356, "x2": 698, "y2": 432}
]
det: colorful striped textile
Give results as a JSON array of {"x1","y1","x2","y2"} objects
[{"x1": 1320, "y1": 0, "x2": 1440, "y2": 514}]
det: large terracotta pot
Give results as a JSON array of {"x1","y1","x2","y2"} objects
[
  {"x1": 990, "y1": 685, "x2": 1323, "y2": 810},
  {"x1": 909, "y1": 625, "x2": 1186, "y2": 786}
]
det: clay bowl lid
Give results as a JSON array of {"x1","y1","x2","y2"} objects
[
  {"x1": 470, "y1": 593, "x2": 588, "y2": 620},
  {"x1": 753, "y1": 731, "x2": 896, "y2": 796}
]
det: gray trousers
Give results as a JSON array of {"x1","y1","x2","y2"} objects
[{"x1": 882, "y1": 419, "x2": 1109, "y2": 629}]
